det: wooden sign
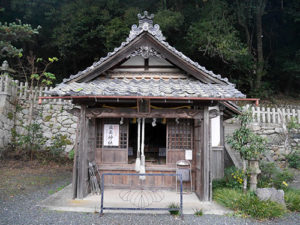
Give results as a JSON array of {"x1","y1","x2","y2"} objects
[{"x1": 103, "y1": 124, "x2": 119, "y2": 146}]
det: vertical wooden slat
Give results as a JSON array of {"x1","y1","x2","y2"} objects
[
  {"x1": 272, "y1": 108, "x2": 276, "y2": 123},
  {"x1": 277, "y1": 108, "x2": 281, "y2": 124},
  {"x1": 267, "y1": 107, "x2": 271, "y2": 123},
  {"x1": 292, "y1": 109, "x2": 296, "y2": 119},
  {"x1": 287, "y1": 108, "x2": 291, "y2": 121},
  {"x1": 297, "y1": 110, "x2": 300, "y2": 124},
  {"x1": 262, "y1": 107, "x2": 265, "y2": 123},
  {"x1": 19, "y1": 82, "x2": 23, "y2": 98},
  {"x1": 24, "y1": 82, "x2": 28, "y2": 99},
  {"x1": 256, "y1": 107, "x2": 261, "y2": 123}
]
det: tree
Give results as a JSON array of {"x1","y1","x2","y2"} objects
[
  {"x1": 0, "y1": 21, "x2": 39, "y2": 59},
  {"x1": 227, "y1": 111, "x2": 267, "y2": 192}
]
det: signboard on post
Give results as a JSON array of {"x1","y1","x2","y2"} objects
[{"x1": 103, "y1": 124, "x2": 119, "y2": 146}]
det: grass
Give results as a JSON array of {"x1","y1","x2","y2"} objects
[
  {"x1": 193, "y1": 208, "x2": 203, "y2": 216},
  {"x1": 213, "y1": 188, "x2": 286, "y2": 220},
  {"x1": 285, "y1": 189, "x2": 300, "y2": 212},
  {"x1": 168, "y1": 203, "x2": 180, "y2": 216},
  {"x1": 48, "y1": 184, "x2": 68, "y2": 195}
]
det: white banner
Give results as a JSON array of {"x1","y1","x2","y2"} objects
[{"x1": 103, "y1": 124, "x2": 119, "y2": 146}]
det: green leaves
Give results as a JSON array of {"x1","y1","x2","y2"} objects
[
  {"x1": 48, "y1": 57, "x2": 58, "y2": 63},
  {"x1": 186, "y1": 0, "x2": 251, "y2": 65},
  {"x1": 0, "y1": 21, "x2": 40, "y2": 59},
  {"x1": 227, "y1": 110, "x2": 267, "y2": 160}
]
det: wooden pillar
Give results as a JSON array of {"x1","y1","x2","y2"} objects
[
  {"x1": 77, "y1": 105, "x2": 89, "y2": 199},
  {"x1": 202, "y1": 106, "x2": 211, "y2": 201},
  {"x1": 87, "y1": 118, "x2": 96, "y2": 162}
]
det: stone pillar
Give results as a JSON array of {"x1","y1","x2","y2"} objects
[{"x1": 249, "y1": 160, "x2": 261, "y2": 191}]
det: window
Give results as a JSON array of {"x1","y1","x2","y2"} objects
[{"x1": 167, "y1": 119, "x2": 193, "y2": 150}]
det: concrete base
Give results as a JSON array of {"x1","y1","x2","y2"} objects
[{"x1": 38, "y1": 184, "x2": 232, "y2": 215}]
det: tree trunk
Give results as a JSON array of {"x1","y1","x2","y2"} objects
[{"x1": 255, "y1": 0, "x2": 267, "y2": 90}]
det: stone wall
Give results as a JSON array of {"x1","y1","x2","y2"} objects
[
  {"x1": 0, "y1": 73, "x2": 78, "y2": 157},
  {"x1": 224, "y1": 118, "x2": 300, "y2": 165},
  {"x1": 250, "y1": 123, "x2": 299, "y2": 162},
  {"x1": 0, "y1": 93, "x2": 16, "y2": 156},
  {"x1": 14, "y1": 100, "x2": 78, "y2": 153}
]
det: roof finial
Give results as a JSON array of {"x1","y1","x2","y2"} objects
[{"x1": 138, "y1": 11, "x2": 154, "y2": 27}]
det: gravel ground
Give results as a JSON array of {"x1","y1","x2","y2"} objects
[{"x1": 1, "y1": 174, "x2": 300, "y2": 225}]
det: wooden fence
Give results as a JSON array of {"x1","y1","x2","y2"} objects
[
  {"x1": 246, "y1": 105, "x2": 300, "y2": 124},
  {"x1": 0, "y1": 74, "x2": 64, "y2": 103}
]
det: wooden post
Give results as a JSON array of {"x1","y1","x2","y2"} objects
[
  {"x1": 72, "y1": 119, "x2": 80, "y2": 199},
  {"x1": 202, "y1": 106, "x2": 210, "y2": 201},
  {"x1": 77, "y1": 105, "x2": 89, "y2": 199}
]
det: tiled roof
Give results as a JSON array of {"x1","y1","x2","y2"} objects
[
  {"x1": 49, "y1": 76, "x2": 245, "y2": 98},
  {"x1": 60, "y1": 11, "x2": 234, "y2": 86}
]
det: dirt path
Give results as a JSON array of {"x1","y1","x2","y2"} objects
[{"x1": 0, "y1": 160, "x2": 72, "y2": 201}]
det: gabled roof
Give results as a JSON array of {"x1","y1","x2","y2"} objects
[
  {"x1": 51, "y1": 11, "x2": 245, "y2": 99},
  {"x1": 51, "y1": 75, "x2": 245, "y2": 98}
]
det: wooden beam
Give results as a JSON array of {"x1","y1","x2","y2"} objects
[{"x1": 86, "y1": 108, "x2": 202, "y2": 119}]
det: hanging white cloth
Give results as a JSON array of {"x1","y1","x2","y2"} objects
[
  {"x1": 135, "y1": 118, "x2": 141, "y2": 172},
  {"x1": 139, "y1": 118, "x2": 146, "y2": 180}
]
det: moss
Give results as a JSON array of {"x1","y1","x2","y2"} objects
[
  {"x1": 15, "y1": 104, "x2": 23, "y2": 112},
  {"x1": 7, "y1": 112, "x2": 13, "y2": 120},
  {"x1": 49, "y1": 123, "x2": 53, "y2": 128},
  {"x1": 44, "y1": 115, "x2": 52, "y2": 122}
]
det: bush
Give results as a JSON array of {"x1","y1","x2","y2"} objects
[
  {"x1": 213, "y1": 188, "x2": 286, "y2": 219},
  {"x1": 258, "y1": 161, "x2": 294, "y2": 189},
  {"x1": 285, "y1": 189, "x2": 300, "y2": 212},
  {"x1": 68, "y1": 149, "x2": 75, "y2": 160},
  {"x1": 286, "y1": 149, "x2": 300, "y2": 169},
  {"x1": 212, "y1": 167, "x2": 245, "y2": 189},
  {"x1": 237, "y1": 192, "x2": 286, "y2": 219},
  {"x1": 272, "y1": 169, "x2": 294, "y2": 190}
]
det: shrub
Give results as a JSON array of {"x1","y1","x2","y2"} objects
[
  {"x1": 213, "y1": 188, "x2": 286, "y2": 219},
  {"x1": 68, "y1": 149, "x2": 75, "y2": 160},
  {"x1": 258, "y1": 161, "x2": 294, "y2": 189},
  {"x1": 285, "y1": 189, "x2": 300, "y2": 212},
  {"x1": 168, "y1": 203, "x2": 180, "y2": 216},
  {"x1": 286, "y1": 149, "x2": 300, "y2": 169},
  {"x1": 212, "y1": 167, "x2": 245, "y2": 189},
  {"x1": 272, "y1": 169, "x2": 294, "y2": 190},
  {"x1": 237, "y1": 192, "x2": 286, "y2": 219}
]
